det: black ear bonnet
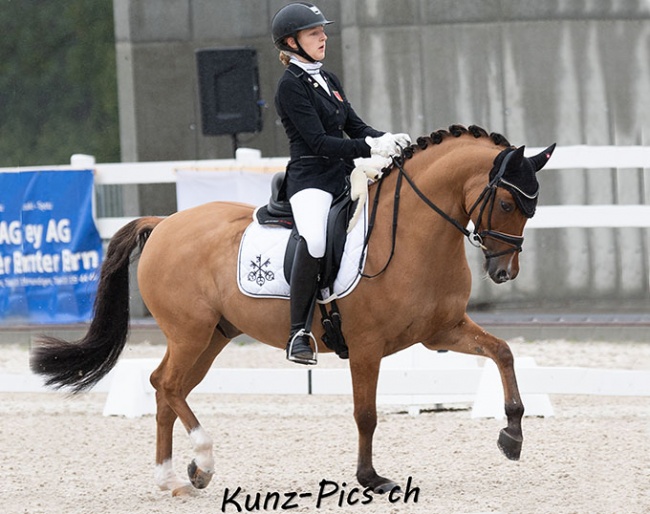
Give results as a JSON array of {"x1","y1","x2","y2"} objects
[{"x1": 489, "y1": 144, "x2": 556, "y2": 218}]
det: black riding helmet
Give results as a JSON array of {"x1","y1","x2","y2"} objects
[{"x1": 271, "y1": 2, "x2": 333, "y2": 62}]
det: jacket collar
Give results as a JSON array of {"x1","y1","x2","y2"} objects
[{"x1": 287, "y1": 63, "x2": 340, "y2": 105}]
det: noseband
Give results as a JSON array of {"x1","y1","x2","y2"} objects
[{"x1": 359, "y1": 149, "x2": 526, "y2": 279}]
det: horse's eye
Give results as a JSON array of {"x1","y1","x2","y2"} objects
[{"x1": 500, "y1": 200, "x2": 514, "y2": 213}]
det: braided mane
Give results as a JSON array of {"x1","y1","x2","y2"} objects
[{"x1": 390, "y1": 124, "x2": 512, "y2": 169}]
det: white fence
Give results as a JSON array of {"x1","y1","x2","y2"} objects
[
  {"x1": 2, "y1": 347, "x2": 648, "y2": 419},
  {"x1": 3, "y1": 145, "x2": 649, "y2": 239},
  {"x1": 525, "y1": 145, "x2": 650, "y2": 227}
]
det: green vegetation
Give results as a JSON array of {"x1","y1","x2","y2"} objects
[{"x1": 0, "y1": 0, "x2": 120, "y2": 166}]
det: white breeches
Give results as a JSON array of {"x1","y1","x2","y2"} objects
[{"x1": 289, "y1": 188, "x2": 333, "y2": 258}]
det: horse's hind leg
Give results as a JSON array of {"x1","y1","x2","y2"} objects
[
  {"x1": 426, "y1": 314, "x2": 525, "y2": 460},
  {"x1": 151, "y1": 327, "x2": 230, "y2": 496}
]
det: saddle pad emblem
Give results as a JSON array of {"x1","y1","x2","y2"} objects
[{"x1": 247, "y1": 255, "x2": 275, "y2": 286}]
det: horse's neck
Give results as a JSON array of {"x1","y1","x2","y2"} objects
[
  {"x1": 366, "y1": 141, "x2": 496, "y2": 270},
  {"x1": 398, "y1": 142, "x2": 494, "y2": 226}
]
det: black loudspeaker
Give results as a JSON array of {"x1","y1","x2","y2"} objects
[{"x1": 196, "y1": 47, "x2": 263, "y2": 136}]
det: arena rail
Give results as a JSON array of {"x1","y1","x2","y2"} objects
[
  {"x1": 3, "y1": 145, "x2": 648, "y2": 238},
  {"x1": 2, "y1": 349, "x2": 648, "y2": 419}
]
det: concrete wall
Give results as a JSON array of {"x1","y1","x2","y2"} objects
[
  {"x1": 113, "y1": 0, "x2": 347, "y2": 163},
  {"x1": 112, "y1": 0, "x2": 650, "y2": 310}
]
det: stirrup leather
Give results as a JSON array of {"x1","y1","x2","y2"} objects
[{"x1": 286, "y1": 329, "x2": 318, "y2": 365}]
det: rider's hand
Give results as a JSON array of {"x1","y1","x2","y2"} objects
[
  {"x1": 391, "y1": 133, "x2": 411, "y2": 148},
  {"x1": 365, "y1": 133, "x2": 400, "y2": 158}
]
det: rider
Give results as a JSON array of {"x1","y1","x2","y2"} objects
[{"x1": 271, "y1": 2, "x2": 410, "y2": 365}]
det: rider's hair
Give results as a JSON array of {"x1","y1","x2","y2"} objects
[{"x1": 279, "y1": 50, "x2": 292, "y2": 66}]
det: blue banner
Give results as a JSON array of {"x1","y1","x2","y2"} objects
[{"x1": 0, "y1": 170, "x2": 103, "y2": 324}]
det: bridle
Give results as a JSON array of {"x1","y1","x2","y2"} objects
[
  {"x1": 462, "y1": 149, "x2": 529, "y2": 258},
  {"x1": 359, "y1": 147, "x2": 529, "y2": 279}
]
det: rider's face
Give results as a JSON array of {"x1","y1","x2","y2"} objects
[{"x1": 288, "y1": 25, "x2": 327, "y2": 62}]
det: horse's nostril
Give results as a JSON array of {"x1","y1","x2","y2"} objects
[{"x1": 495, "y1": 269, "x2": 510, "y2": 283}]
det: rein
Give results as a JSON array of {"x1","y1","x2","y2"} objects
[
  {"x1": 359, "y1": 149, "x2": 524, "y2": 278},
  {"x1": 358, "y1": 166, "x2": 403, "y2": 279}
]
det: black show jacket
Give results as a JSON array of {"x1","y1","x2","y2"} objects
[{"x1": 275, "y1": 63, "x2": 384, "y2": 198}]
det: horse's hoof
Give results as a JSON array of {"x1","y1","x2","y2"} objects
[
  {"x1": 497, "y1": 428, "x2": 522, "y2": 461},
  {"x1": 171, "y1": 484, "x2": 198, "y2": 497},
  {"x1": 187, "y1": 459, "x2": 214, "y2": 489},
  {"x1": 374, "y1": 481, "x2": 400, "y2": 494}
]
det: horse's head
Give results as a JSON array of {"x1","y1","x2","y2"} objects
[
  {"x1": 468, "y1": 143, "x2": 555, "y2": 283},
  {"x1": 381, "y1": 126, "x2": 554, "y2": 285}
]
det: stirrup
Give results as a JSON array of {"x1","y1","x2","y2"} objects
[{"x1": 286, "y1": 329, "x2": 318, "y2": 365}]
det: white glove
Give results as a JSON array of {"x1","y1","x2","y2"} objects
[
  {"x1": 365, "y1": 133, "x2": 400, "y2": 158},
  {"x1": 392, "y1": 133, "x2": 411, "y2": 148}
]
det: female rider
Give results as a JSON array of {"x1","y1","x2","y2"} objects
[{"x1": 272, "y1": 2, "x2": 410, "y2": 365}]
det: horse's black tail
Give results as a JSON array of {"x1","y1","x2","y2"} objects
[{"x1": 29, "y1": 216, "x2": 163, "y2": 394}]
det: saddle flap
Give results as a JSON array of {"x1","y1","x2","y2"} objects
[
  {"x1": 282, "y1": 190, "x2": 358, "y2": 291},
  {"x1": 321, "y1": 196, "x2": 357, "y2": 290}
]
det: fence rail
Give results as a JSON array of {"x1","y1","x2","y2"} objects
[{"x1": 2, "y1": 146, "x2": 649, "y2": 239}]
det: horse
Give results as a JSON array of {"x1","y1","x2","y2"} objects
[{"x1": 30, "y1": 124, "x2": 555, "y2": 497}]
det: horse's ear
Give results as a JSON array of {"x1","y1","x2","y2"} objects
[
  {"x1": 507, "y1": 145, "x2": 526, "y2": 170},
  {"x1": 529, "y1": 143, "x2": 556, "y2": 172}
]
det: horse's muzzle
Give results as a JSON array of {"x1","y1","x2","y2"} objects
[{"x1": 485, "y1": 251, "x2": 520, "y2": 284}]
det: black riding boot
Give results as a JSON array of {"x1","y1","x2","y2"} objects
[{"x1": 286, "y1": 237, "x2": 320, "y2": 365}]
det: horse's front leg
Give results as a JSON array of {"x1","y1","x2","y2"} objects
[
  {"x1": 427, "y1": 315, "x2": 525, "y2": 460},
  {"x1": 349, "y1": 354, "x2": 399, "y2": 493},
  {"x1": 492, "y1": 342, "x2": 525, "y2": 461}
]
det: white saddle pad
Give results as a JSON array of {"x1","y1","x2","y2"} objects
[{"x1": 237, "y1": 204, "x2": 368, "y2": 302}]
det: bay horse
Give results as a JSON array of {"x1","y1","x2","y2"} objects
[{"x1": 30, "y1": 125, "x2": 555, "y2": 497}]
